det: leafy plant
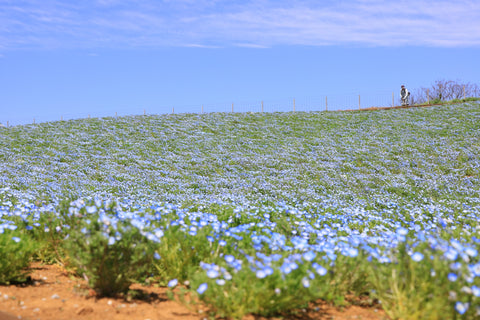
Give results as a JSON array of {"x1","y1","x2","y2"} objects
[
  {"x1": 0, "y1": 227, "x2": 37, "y2": 284},
  {"x1": 62, "y1": 201, "x2": 156, "y2": 296}
]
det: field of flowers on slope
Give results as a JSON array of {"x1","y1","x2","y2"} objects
[{"x1": 1, "y1": 103, "x2": 480, "y2": 319}]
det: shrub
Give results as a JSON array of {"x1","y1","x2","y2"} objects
[
  {"x1": 152, "y1": 224, "x2": 220, "y2": 285},
  {"x1": 0, "y1": 226, "x2": 37, "y2": 284},
  {"x1": 62, "y1": 200, "x2": 156, "y2": 296},
  {"x1": 368, "y1": 241, "x2": 480, "y2": 320}
]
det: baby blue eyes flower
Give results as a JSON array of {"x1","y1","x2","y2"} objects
[
  {"x1": 197, "y1": 283, "x2": 208, "y2": 295},
  {"x1": 224, "y1": 255, "x2": 235, "y2": 264},
  {"x1": 280, "y1": 261, "x2": 298, "y2": 274},
  {"x1": 312, "y1": 263, "x2": 327, "y2": 276},
  {"x1": 86, "y1": 206, "x2": 97, "y2": 214},
  {"x1": 472, "y1": 285, "x2": 480, "y2": 297},
  {"x1": 450, "y1": 262, "x2": 462, "y2": 271},
  {"x1": 168, "y1": 279, "x2": 178, "y2": 288},
  {"x1": 302, "y1": 250, "x2": 316, "y2": 262},
  {"x1": 411, "y1": 252, "x2": 424, "y2": 262},
  {"x1": 301, "y1": 277, "x2": 310, "y2": 288},
  {"x1": 12, "y1": 236, "x2": 20, "y2": 243},
  {"x1": 448, "y1": 273, "x2": 458, "y2": 282},
  {"x1": 465, "y1": 247, "x2": 478, "y2": 258},
  {"x1": 256, "y1": 269, "x2": 267, "y2": 279},
  {"x1": 216, "y1": 279, "x2": 226, "y2": 286},
  {"x1": 154, "y1": 252, "x2": 161, "y2": 260},
  {"x1": 207, "y1": 269, "x2": 219, "y2": 278},
  {"x1": 444, "y1": 249, "x2": 458, "y2": 261},
  {"x1": 455, "y1": 302, "x2": 469, "y2": 315},
  {"x1": 108, "y1": 236, "x2": 116, "y2": 245},
  {"x1": 155, "y1": 229, "x2": 164, "y2": 238},
  {"x1": 396, "y1": 227, "x2": 408, "y2": 236},
  {"x1": 345, "y1": 247, "x2": 358, "y2": 258}
]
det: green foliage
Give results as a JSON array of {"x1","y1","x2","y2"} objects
[
  {"x1": 0, "y1": 229, "x2": 37, "y2": 284},
  {"x1": 189, "y1": 260, "x2": 331, "y2": 319},
  {"x1": 429, "y1": 98, "x2": 443, "y2": 105},
  {"x1": 152, "y1": 225, "x2": 221, "y2": 285},
  {"x1": 368, "y1": 241, "x2": 480, "y2": 320},
  {"x1": 62, "y1": 203, "x2": 156, "y2": 297}
]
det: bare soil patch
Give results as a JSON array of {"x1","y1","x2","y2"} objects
[{"x1": 0, "y1": 263, "x2": 387, "y2": 320}]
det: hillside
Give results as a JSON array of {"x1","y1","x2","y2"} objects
[
  {"x1": 1, "y1": 103, "x2": 480, "y2": 319},
  {"x1": 1, "y1": 103, "x2": 479, "y2": 208}
]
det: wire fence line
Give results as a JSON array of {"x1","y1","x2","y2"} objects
[{"x1": 0, "y1": 90, "x2": 467, "y2": 127}]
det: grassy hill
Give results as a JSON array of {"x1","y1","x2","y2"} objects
[
  {"x1": 1, "y1": 103, "x2": 480, "y2": 319},
  {"x1": 1, "y1": 103, "x2": 479, "y2": 208}
]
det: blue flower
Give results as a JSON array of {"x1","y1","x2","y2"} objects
[
  {"x1": 396, "y1": 227, "x2": 408, "y2": 236},
  {"x1": 465, "y1": 247, "x2": 478, "y2": 258},
  {"x1": 344, "y1": 247, "x2": 358, "y2": 258},
  {"x1": 448, "y1": 273, "x2": 458, "y2": 282},
  {"x1": 256, "y1": 269, "x2": 267, "y2": 279},
  {"x1": 224, "y1": 255, "x2": 235, "y2": 264},
  {"x1": 168, "y1": 279, "x2": 178, "y2": 288},
  {"x1": 411, "y1": 252, "x2": 424, "y2": 262},
  {"x1": 444, "y1": 248, "x2": 458, "y2": 261},
  {"x1": 312, "y1": 262, "x2": 327, "y2": 276},
  {"x1": 301, "y1": 277, "x2": 310, "y2": 288},
  {"x1": 154, "y1": 252, "x2": 161, "y2": 260},
  {"x1": 206, "y1": 269, "x2": 219, "y2": 279},
  {"x1": 450, "y1": 262, "x2": 462, "y2": 271},
  {"x1": 219, "y1": 240, "x2": 227, "y2": 246},
  {"x1": 197, "y1": 283, "x2": 208, "y2": 295},
  {"x1": 472, "y1": 285, "x2": 480, "y2": 297},
  {"x1": 455, "y1": 301, "x2": 469, "y2": 315},
  {"x1": 12, "y1": 236, "x2": 20, "y2": 243},
  {"x1": 302, "y1": 250, "x2": 316, "y2": 262},
  {"x1": 279, "y1": 262, "x2": 292, "y2": 274},
  {"x1": 86, "y1": 206, "x2": 97, "y2": 214}
]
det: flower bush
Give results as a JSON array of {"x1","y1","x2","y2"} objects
[
  {"x1": 61, "y1": 200, "x2": 156, "y2": 296},
  {"x1": 0, "y1": 225, "x2": 37, "y2": 284}
]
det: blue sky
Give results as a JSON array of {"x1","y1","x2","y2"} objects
[{"x1": 1, "y1": 0, "x2": 479, "y2": 125}]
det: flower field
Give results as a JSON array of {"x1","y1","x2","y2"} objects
[{"x1": 1, "y1": 102, "x2": 480, "y2": 319}]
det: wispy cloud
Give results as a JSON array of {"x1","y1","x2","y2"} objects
[{"x1": 1, "y1": 0, "x2": 479, "y2": 50}]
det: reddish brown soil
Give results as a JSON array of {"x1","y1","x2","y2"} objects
[{"x1": 0, "y1": 263, "x2": 387, "y2": 320}]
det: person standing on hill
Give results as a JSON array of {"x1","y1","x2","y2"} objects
[{"x1": 401, "y1": 85, "x2": 410, "y2": 106}]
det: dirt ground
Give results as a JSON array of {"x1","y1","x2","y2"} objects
[{"x1": 0, "y1": 263, "x2": 387, "y2": 320}]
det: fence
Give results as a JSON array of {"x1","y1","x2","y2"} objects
[{"x1": 1, "y1": 90, "x2": 475, "y2": 127}]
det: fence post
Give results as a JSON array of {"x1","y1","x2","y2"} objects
[
  {"x1": 33, "y1": 118, "x2": 35, "y2": 124},
  {"x1": 61, "y1": 115, "x2": 63, "y2": 121},
  {"x1": 144, "y1": 109, "x2": 146, "y2": 115},
  {"x1": 392, "y1": 92, "x2": 394, "y2": 107},
  {"x1": 232, "y1": 103, "x2": 234, "y2": 113},
  {"x1": 261, "y1": 101, "x2": 264, "y2": 113},
  {"x1": 202, "y1": 105, "x2": 204, "y2": 113},
  {"x1": 358, "y1": 95, "x2": 361, "y2": 110},
  {"x1": 6, "y1": 121, "x2": 8, "y2": 127},
  {"x1": 427, "y1": 89, "x2": 430, "y2": 104},
  {"x1": 293, "y1": 98, "x2": 296, "y2": 112},
  {"x1": 326, "y1": 96, "x2": 328, "y2": 111},
  {"x1": 463, "y1": 85, "x2": 466, "y2": 100},
  {"x1": 172, "y1": 106, "x2": 175, "y2": 114}
]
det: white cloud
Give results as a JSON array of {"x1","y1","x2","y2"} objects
[{"x1": 0, "y1": 0, "x2": 479, "y2": 50}]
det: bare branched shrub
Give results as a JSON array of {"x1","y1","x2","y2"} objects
[{"x1": 410, "y1": 80, "x2": 480, "y2": 105}]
